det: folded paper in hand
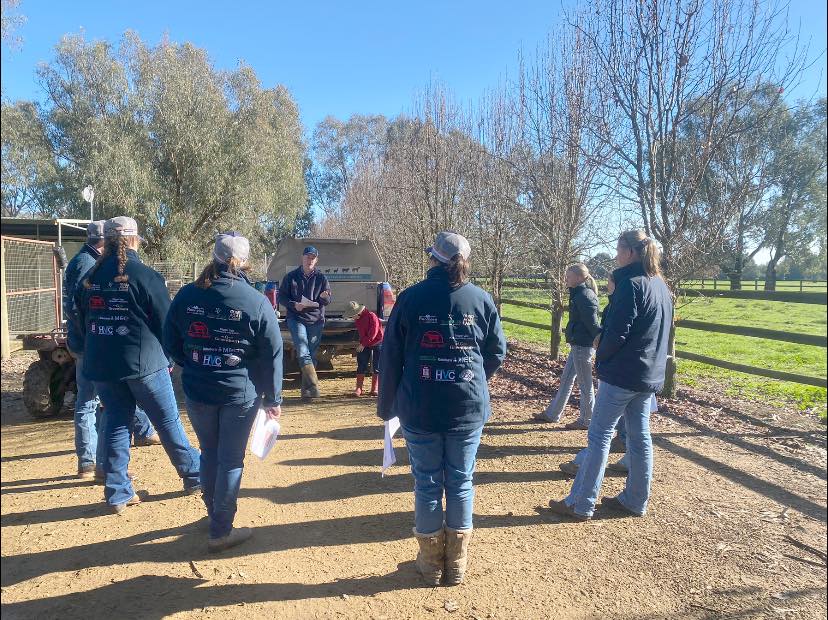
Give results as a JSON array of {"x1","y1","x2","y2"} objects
[
  {"x1": 382, "y1": 416, "x2": 400, "y2": 476},
  {"x1": 300, "y1": 295, "x2": 319, "y2": 308},
  {"x1": 250, "y1": 409, "x2": 281, "y2": 459}
]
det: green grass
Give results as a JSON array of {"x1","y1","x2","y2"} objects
[
  {"x1": 683, "y1": 280, "x2": 827, "y2": 291},
  {"x1": 497, "y1": 289, "x2": 827, "y2": 419}
]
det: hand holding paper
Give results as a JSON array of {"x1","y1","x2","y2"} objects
[
  {"x1": 300, "y1": 295, "x2": 320, "y2": 309},
  {"x1": 250, "y1": 408, "x2": 281, "y2": 459},
  {"x1": 382, "y1": 416, "x2": 401, "y2": 476}
]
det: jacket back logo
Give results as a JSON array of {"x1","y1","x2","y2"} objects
[
  {"x1": 187, "y1": 322, "x2": 210, "y2": 338},
  {"x1": 420, "y1": 331, "x2": 444, "y2": 348}
]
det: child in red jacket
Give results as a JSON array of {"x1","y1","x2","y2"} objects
[{"x1": 348, "y1": 300, "x2": 383, "y2": 397}]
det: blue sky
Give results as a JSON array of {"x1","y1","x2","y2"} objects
[{"x1": 2, "y1": 0, "x2": 826, "y2": 136}]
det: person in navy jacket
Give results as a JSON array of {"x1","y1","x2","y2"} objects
[
  {"x1": 164, "y1": 232, "x2": 283, "y2": 553},
  {"x1": 73, "y1": 217, "x2": 200, "y2": 514},
  {"x1": 278, "y1": 246, "x2": 331, "y2": 400},
  {"x1": 378, "y1": 231, "x2": 507, "y2": 587},
  {"x1": 64, "y1": 221, "x2": 159, "y2": 481},
  {"x1": 549, "y1": 229, "x2": 673, "y2": 522}
]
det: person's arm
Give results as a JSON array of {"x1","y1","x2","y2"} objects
[
  {"x1": 482, "y1": 296, "x2": 507, "y2": 379},
  {"x1": 253, "y1": 298, "x2": 284, "y2": 407},
  {"x1": 143, "y1": 271, "x2": 173, "y2": 346},
  {"x1": 376, "y1": 294, "x2": 406, "y2": 420},
  {"x1": 577, "y1": 290, "x2": 602, "y2": 339},
  {"x1": 70, "y1": 283, "x2": 87, "y2": 354},
  {"x1": 162, "y1": 295, "x2": 186, "y2": 367},
  {"x1": 595, "y1": 278, "x2": 637, "y2": 363},
  {"x1": 278, "y1": 274, "x2": 301, "y2": 312},
  {"x1": 316, "y1": 274, "x2": 332, "y2": 306}
]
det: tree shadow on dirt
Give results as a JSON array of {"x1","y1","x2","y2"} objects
[
  {"x1": 0, "y1": 449, "x2": 75, "y2": 463},
  {"x1": 654, "y1": 436, "x2": 827, "y2": 523},
  {"x1": 0, "y1": 510, "x2": 549, "y2": 589}
]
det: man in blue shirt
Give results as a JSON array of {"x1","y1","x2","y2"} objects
[
  {"x1": 64, "y1": 221, "x2": 159, "y2": 480},
  {"x1": 278, "y1": 246, "x2": 331, "y2": 400}
]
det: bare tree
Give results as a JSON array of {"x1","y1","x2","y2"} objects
[{"x1": 575, "y1": 0, "x2": 808, "y2": 393}]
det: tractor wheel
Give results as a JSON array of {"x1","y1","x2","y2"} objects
[{"x1": 23, "y1": 359, "x2": 63, "y2": 419}]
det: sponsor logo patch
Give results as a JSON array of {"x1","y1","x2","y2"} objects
[
  {"x1": 462, "y1": 314, "x2": 475, "y2": 327},
  {"x1": 202, "y1": 354, "x2": 223, "y2": 367},
  {"x1": 459, "y1": 369, "x2": 474, "y2": 382},
  {"x1": 90, "y1": 322, "x2": 96, "y2": 333},
  {"x1": 228, "y1": 309, "x2": 242, "y2": 321},
  {"x1": 435, "y1": 368, "x2": 456, "y2": 382},
  {"x1": 97, "y1": 325, "x2": 114, "y2": 336},
  {"x1": 89, "y1": 296, "x2": 106, "y2": 310},
  {"x1": 420, "y1": 331, "x2": 444, "y2": 348},
  {"x1": 418, "y1": 314, "x2": 438, "y2": 324},
  {"x1": 192, "y1": 350, "x2": 200, "y2": 362},
  {"x1": 186, "y1": 305, "x2": 205, "y2": 316},
  {"x1": 420, "y1": 366, "x2": 432, "y2": 380},
  {"x1": 116, "y1": 325, "x2": 130, "y2": 336},
  {"x1": 225, "y1": 354, "x2": 242, "y2": 367},
  {"x1": 187, "y1": 322, "x2": 210, "y2": 338}
]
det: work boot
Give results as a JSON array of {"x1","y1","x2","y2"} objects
[
  {"x1": 444, "y1": 527, "x2": 473, "y2": 586},
  {"x1": 354, "y1": 374, "x2": 365, "y2": 397},
  {"x1": 208, "y1": 526, "x2": 253, "y2": 553},
  {"x1": 564, "y1": 420, "x2": 589, "y2": 431},
  {"x1": 369, "y1": 374, "x2": 379, "y2": 397},
  {"x1": 413, "y1": 527, "x2": 445, "y2": 586},
  {"x1": 134, "y1": 433, "x2": 161, "y2": 447},
  {"x1": 300, "y1": 364, "x2": 321, "y2": 399},
  {"x1": 110, "y1": 489, "x2": 148, "y2": 515},
  {"x1": 558, "y1": 460, "x2": 580, "y2": 476},
  {"x1": 77, "y1": 464, "x2": 96, "y2": 480}
]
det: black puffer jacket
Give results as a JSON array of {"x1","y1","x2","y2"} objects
[{"x1": 564, "y1": 283, "x2": 602, "y2": 347}]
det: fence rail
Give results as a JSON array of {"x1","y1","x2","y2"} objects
[{"x1": 498, "y1": 297, "x2": 826, "y2": 388}]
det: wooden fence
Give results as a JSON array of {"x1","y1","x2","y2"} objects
[{"x1": 498, "y1": 295, "x2": 827, "y2": 389}]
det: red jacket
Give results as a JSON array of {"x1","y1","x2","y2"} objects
[{"x1": 354, "y1": 310, "x2": 383, "y2": 347}]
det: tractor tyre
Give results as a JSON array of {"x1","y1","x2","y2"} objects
[{"x1": 23, "y1": 359, "x2": 62, "y2": 419}]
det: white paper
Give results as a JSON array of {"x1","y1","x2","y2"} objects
[
  {"x1": 250, "y1": 408, "x2": 281, "y2": 460},
  {"x1": 300, "y1": 295, "x2": 320, "y2": 308},
  {"x1": 382, "y1": 417, "x2": 401, "y2": 476}
]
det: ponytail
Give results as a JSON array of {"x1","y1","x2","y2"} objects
[
  {"x1": 196, "y1": 257, "x2": 250, "y2": 289},
  {"x1": 568, "y1": 262, "x2": 597, "y2": 293},
  {"x1": 619, "y1": 230, "x2": 662, "y2": 277},
  {"x1": 444, "y1": 254, "x2": 470, "y2": 288},
  {"x1": 83, "y1": 237, "x2": 131, "y2": 289}
]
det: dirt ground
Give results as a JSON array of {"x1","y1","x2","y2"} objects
[{"x1": 1, "y1": 344, "x2": 826, "y2": 619}]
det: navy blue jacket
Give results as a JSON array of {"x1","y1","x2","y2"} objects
[
  {"x1": 565, "y1": 283, "x2": 602, "y2": 347},
  {"x1": 595, "y1": 262, "x2": 673, "y2": 393},
  {"x1": 378, "y1": 266, "x2": 507, "y2": 432},
  {"x1": 63, "y1": 243, "x2": 101, "y2": 354},
  {"x1": 278, "y1": 267, "x2": 331, "y2": 325},
  {"x1": 163, "y1": 270, "x2": 284, "y2": 407},
  {"x1": 73, "y1": 249, "x2": 171, "y2": 381}
]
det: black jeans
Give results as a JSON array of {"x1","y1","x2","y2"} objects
[{"x1": 356, "y1": 344, "x2": 381, "y2": 374}]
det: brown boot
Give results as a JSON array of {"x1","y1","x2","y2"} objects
[
  {"x1": 353, "y1": 374, "x2": 365, "y2": 397},
  {"x1": 369, "y1": 374, "x2": 379, "y2": 397},
  {"x1": 300, "y1": 364, "x2": 321, "y2": 399},
  {"x1": 413, "y1": 527, "x2": 445, "y2": 586},
  {"x1": 444, "y1": 527, "x2": 472, "y2": 585}
]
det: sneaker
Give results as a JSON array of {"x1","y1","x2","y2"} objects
[
  {"x1": 606, "y1": 460, "x2": 629, "y2": 473},
  {"x1": 110, "y1": 489, "x2": 148, "y2": 515},
  {"x1": 77, "y1": 464, "x2": 96, "y2": 480},
  {"x1": 548, "y1": 498, "x2": 591, "y2": 522},
  {"x1": 133, "y1": 433, "x2": 162, "y2": 447},
  {"x1": 533, "y1": 411, "x2": 558, "y2": 423},
  {"x1": 558, "y1": 461, "x2": 580, "y2": 476},
  {"x1": 564, "y1": 420, "x2": 589, "y2": 431},
  {"x1": 208, "y1": 527, "x2": 252, "y2": 553},
  {"x1": 600, "y1": 496, "x2": 643, "y2": 517}
]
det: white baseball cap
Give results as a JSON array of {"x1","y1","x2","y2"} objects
[
  {"x1": 426, "y1": 231, "x2": 471, "y2": 263},
  {"x1": 104, "y1": 216, "x2": 143, "y2": 240},
  {"x1": 213, "y1": 231, "x2": 250, "y2": 264}
]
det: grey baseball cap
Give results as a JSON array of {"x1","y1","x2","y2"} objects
[
  {"x1": 213, "y1": 231, "x2": 250, "y2": 264},
  {"x1": 86, "y1": 220, "x2": 106, "y2": 240},
  {"x1": 426, "y1": 231, "x2": 471, "y2": 263},
  {"x1": 104, "y1": 216, "x2": 142, "y2": 239}
]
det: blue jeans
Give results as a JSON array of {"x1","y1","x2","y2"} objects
[
  {"x1": 402, "y1": 425, "x2": 483, "y2": 533},
  {"x1": 185, "y1": 397, "x2": 260, "y2": 539},
  {"x1": 544, "y1": 345, "x2": 595, "y2": 424},
  {"x1": 287, "y1": 318, "x2": 324, "y2": 367},
  {"x1": 565, "y1": 382, "x2": 654, "y2": 517},
  {"x1": 73, "y1": 355, "x2": 155, "y2": 469},
  {"x1": 95, "y1": 368, "x2": 200, "y2": 506}
]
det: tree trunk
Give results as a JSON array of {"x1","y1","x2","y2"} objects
[
  {"x1": 764, "y1": 261, "x2": 778, "y2": 291},
  {"x1": 549, "y1": 305, "x2": 564, "y2": 359},
  {"x1": 661, "y1": 319, "x2": 678, "y2": 398}
]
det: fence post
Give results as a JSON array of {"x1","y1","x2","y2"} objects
[
  {"x1": 755, "y1": 279, "x2": 758, "y2": 291},
  {"x1": 701, "y1": 278, "x2": 705, "y2": 289},
  {"x1": 713, "y1": 279, "x2": 717, "y2": 290},
  {"x1": 800, "y1": 280, "x2": 804, "y2": 293},
  {"x1": 1, "y1": 242, "x2": 10, "y2": 360}
]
